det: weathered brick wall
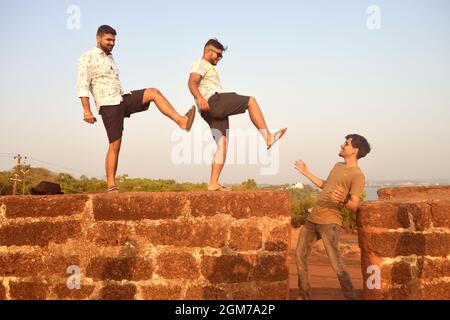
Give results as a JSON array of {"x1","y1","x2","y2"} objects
[
  {"x1": 358, "y1": 186, "x2": 450, "y2": 300},
  {"x1": 0, "y1": 192, "x2": 291, "y2": 300}
]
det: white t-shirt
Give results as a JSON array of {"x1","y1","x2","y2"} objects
[{"x1": 190, "y1": 59, "x2": 223, "y2": 102}]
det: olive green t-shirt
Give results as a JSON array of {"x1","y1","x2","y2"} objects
[{"x1": 307, "y1": 162, "x2": 365, "y2": 226}]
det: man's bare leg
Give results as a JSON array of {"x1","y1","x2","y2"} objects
[
  {"x1": 209, "y1": 135, "x2": 228, "y2": 190},
  {"x1": 143, "y1": 88, "x2": 191, "y2": 129},
  {"x1": 106, "y1": 138, "x2": 122, "y2": 190},
  {"x1": 247, "y1": 96, "x2": 286, "y2": 147}
]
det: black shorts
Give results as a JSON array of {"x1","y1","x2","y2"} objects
[
  {"x1": 200, "y1": 92, "x2": 250, "y2": 140},
  {"x1": 99, "y1": 89, "x2": 149, "y2": 143}
]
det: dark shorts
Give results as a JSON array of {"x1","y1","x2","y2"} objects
[
  {"x1": 200, "y1": 92, "x2": 250, "y2": 141},
  {"x1": 99, "y1": 89, "x2": 149, "y2": 143}
]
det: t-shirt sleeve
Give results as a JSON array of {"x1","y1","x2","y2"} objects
[
  {"x1": 349, "y1": 173, "x2": 365, "y2": 199},
  {"x1": 190, "y1": 60, "x2": 208, "y2": 77}
]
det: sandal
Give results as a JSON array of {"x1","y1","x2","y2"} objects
[
  {"x1": 184, "y1": 105, "x2": 196, "y2": 132},
  {"x1": 207, "y1": 185, "x2": 232, "y2": 192},
  {"x1": 267, "y1": 128, "x2": 287, "y2": 150},
  {"x1": 107, "y1": 185, "x2": 119, "y2": 193}
]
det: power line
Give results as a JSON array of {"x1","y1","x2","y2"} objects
[
  {"x1": 26, "y1": 157, "x2": 93, "y2": 176},
  {"x1": 1, "y1": 153, "x2": 99, "y2": 177}
]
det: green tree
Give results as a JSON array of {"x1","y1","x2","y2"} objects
[{"x1": 233, "y1": 178, "x2": 257, "y2": 191}]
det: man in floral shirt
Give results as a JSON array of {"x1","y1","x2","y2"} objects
[{"x1": 77, "y1": 25, "x2": 195, "y2": 192}]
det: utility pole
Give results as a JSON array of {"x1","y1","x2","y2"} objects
[
  {"x1": 20, "y1": 157, "x2": 30, "y2": 195},
  {"x1": 10, "y1": 154, "x2": 22, "y2": 195}
]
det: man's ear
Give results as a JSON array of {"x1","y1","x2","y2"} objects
[
  {"x1": 353, "y1": 147, "x2": 359, "y2": 157},
  {"x1": 96, "y1": 35, "x2": 101, "y2": 43}
]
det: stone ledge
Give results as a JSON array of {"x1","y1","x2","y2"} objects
[{"x1": 0, "y1": 191, "x2": 292, "y2": 300}]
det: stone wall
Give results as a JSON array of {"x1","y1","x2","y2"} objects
[
  {"x1": 0, "y1": 192, "x2": 291, "y2": 300},
  {"x1": 358, "y1": 186, "x2": 450, "y2": 300}
]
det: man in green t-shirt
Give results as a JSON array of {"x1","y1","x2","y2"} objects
[{"x1": 294, "y1": 134, "x2": 371, "y2": 300}]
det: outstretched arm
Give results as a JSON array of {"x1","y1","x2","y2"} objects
[
  {"x1": 188, "y1": 73, "x2": 209, "y2": 111},
  {"x1": 294, "y1": 160, "x2": 326, "y2": 189}
]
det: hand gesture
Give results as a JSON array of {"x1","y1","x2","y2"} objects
[
  {"x1": 331, "y1": 186, "x2": 347, "y2": 204},
  {"x1": 294, "y1": 160, "x2": 309, "y2": 176},
  {"x1": 83, "y1": 112, "x2": 97, "y2": 124},
  {"x1": 197, "y1": 97, "x2": 210, "y2": 112}
]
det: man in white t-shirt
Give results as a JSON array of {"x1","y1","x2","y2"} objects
[{"x1": 188, "y1": 39, "x2": 287, "y2": 191}]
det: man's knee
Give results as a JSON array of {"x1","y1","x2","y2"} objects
[
  {"x1": 212, "y1": 130, "x2": 228, "y2": 144},
  {"x1": 145, "y1": 87, "x2": 161, "y2": 100},
  {"x1": 248, "y1": 96, "x2": 256, "y2": 106},
  {"x1": 109, "y1": 139, "x2": 122, "y2": 152}
]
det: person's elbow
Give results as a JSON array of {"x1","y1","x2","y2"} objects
[
  {"x1": 345, "y1": 195, "x2": 360, "y2": 212},
  {"x1": 318, "y1": 180, "x2": 326, "y2": 190},
  {"x1": 347, "y1": 200, "x2": 360, "y2": 212},
  {"x1": 187, "y1": 79, "x2": 197, "y2": 93}
]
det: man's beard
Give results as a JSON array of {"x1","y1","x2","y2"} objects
[{"x1": 100, "y1": 44, "x2": 113, "y2": 53}]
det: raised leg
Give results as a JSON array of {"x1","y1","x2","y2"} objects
[
  {"x1": 143, "y1": 88, "x2": 190, "y2": 129},
  {"x1": 247, "y1": 97, "x2": 271, "y2": 145}
]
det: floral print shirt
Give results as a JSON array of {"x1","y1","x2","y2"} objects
[{"x1": 77, "y1": 47, "x2": 130, "y2": 111}]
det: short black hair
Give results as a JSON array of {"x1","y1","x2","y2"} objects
[
  {"x1": 204, "y1": 38, "x2": 227, "y2": 51},
  {"x1": 346, "y1": 134, "x2": 371, "y2": 159},
  {"x1": 97, "y1": 25, "x2": 117, "y2": 37}
]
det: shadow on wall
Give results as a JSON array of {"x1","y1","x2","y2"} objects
[{"x1": 98, "y1": 239, "x2": 140, "y2": 300}]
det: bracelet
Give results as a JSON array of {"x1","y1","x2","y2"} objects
[{"x1": 83, "y1": 112, "x2": 93, "y2": 116}]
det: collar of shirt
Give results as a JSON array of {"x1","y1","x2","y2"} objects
[{"x1": 93, "y1": 46, "x2": 111, "y2": 57}]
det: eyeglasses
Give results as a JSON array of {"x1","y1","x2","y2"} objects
[{"x1": 209, "y1": 49, "x2": 223, "y2": 58}]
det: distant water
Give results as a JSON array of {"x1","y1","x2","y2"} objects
[
  {"x1": 365, "y1": 186, "x2": 379, "y2": 201},
  {"x1": 364, "y1": 182, "x2": 449, "y2": 201}
]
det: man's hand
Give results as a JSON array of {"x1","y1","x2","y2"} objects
[
  {"x1": 294, "y1": 159, "x2": 325, "y2": 189},
  {"x1": 197, "y1": 96, "x2": 210, "y2": 112},
  {"x1": 331, "y1": 186, "x2": 347, "y2": 204},
  {"x1": 83, "y1": 112, "x2": 97, "y2": 124},
  {"x1": 294, "y1": 160, "x2": 309, "y2": 176},
  {"x1": 188, "y1": 73, "x2": 209, "y2": 112}
]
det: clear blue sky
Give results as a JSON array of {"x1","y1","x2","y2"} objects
[{"x1": 1, "y1": 0, "x2": 449, "y2": 184}]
